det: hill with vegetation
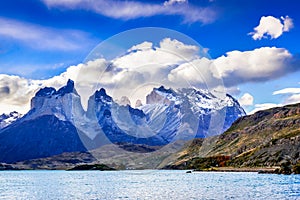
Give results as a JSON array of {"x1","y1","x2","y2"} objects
[{"x1": 162, "y1": 103, "x2": 300, "y2": 174}]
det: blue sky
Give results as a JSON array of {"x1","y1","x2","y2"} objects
[{"x1": 0, "y1": 0, "x2": 299, "y2": 114}]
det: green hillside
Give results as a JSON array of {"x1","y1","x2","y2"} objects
[{"x1": 162, "y1": 103, "x2": 300, "y2": 174}]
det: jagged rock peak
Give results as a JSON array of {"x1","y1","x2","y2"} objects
[
  {"x1": 35, "y1": 79, "x2": 78, "y2": 97},
  {"x1": 95, "y1": 88, "x2": 112, "y2": 102},
  {"x1": 0, "y1": 111, "x2": 20, "y2": 118},
  {"x1": 156, "y1": 85, "x2": 174, "y2": 94},
  {"x1": 135, "y1": 99, "x2": 143, "y2": 107},
  {"x1": 35, "y1": 87, "x2": 56, "y2": 97},
  {"x1": 128, "y1": 106, "x2": 146, "y2": 118},
  {"x1": 146, "y1": 90, "x2": 164, "y2": 104},
  {"x1": 98, "y1": 88, "x2": 107, "y2": 95},
  {"x1": 226, "y1": 93, "x2": 242, "y2": 106},
  {"x1": 146, "y1": 86, "x2": 175, "y2": 105},
  {"x1": 57, "y1": 79, "x2": 77, "y2": 96}
]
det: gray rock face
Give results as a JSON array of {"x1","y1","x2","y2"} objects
[{"x1": 28, "y1": 79, "x2": 84, "y2": 122}]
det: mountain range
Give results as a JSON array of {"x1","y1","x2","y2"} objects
[
  {"x1": 0, "y1": 79, "x2": 245, "y2": 163},
  {"x1": 6, "y1": 103, "x2": 300, "y2": 172}
]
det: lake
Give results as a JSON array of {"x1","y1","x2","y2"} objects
[{"x1": 0, "y1": 170, "x2": 299, "y2": 199}]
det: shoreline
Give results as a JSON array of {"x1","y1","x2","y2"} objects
[
  {"x1": 192, "y1": 167, "x2": 279, "y2": 173},
  {"x1": 1, "y1": 166, "x2": 279, "y2": 173}
]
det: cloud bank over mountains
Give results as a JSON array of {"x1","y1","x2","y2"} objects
[{"x1": 0, "y1": 38, "x2": 298, "y2": 114}]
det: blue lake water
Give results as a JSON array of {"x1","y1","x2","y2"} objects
[{"x1": 0, "y1": 170, "x2": 299, "y2": 200}]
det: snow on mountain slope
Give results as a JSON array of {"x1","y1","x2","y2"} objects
[
  {"x1": 142, "y1": 86, "x2": 245, "y2": 138},
  {"x1": 0, "y1": 80, "x2": 246, "y2": 163},
  {"x1": 0, "y1": 111, "x2": 23, "y2": 129}
]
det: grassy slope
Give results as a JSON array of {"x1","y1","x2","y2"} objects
[{"x1": 162, "y1": 103, "x2": 300, "y2": 170}]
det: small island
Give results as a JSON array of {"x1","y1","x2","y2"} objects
[{"x1": 67, "y1": 164, "x2": 116, "y2": 171}]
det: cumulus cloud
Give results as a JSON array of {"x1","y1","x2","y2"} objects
[
  {"x1": 1, "y1": 38, "x2": 299, "y2": 114},
  {"x1": 282, "y1": 16, "x2": 294, "y2": 31},
  {"x1": 213, "y1": 47, "x2": 294, "y2": 86},
  {"x1": 113, "y1": 38, "x2": 199, "y2": 69},
  {"x1": 127, "y1": 41, "x2": 153, "y2": 52},
  {"x1": 0, "y1": 17, "x2": 91, "y2": 51},
  {"x1": 165, "y1": 44, "x2": 297, "y2": 91},
  {"x1": 0, "y1": 75, "x2": 40, "y2": 113},
  {"x1": 249, "y1": 16, "x2": 294, "y2": 40},
  {"x1": 238, "y1": 93, "x2": 254, "y2": 106},
  {"x1": 0, "y1": 38, "x2": 208, "y2": 113},
  {"x1": 42, "y1": 0, "x2": 217, "y2": 24},
  {"x1": 168, "y1": 57, "x2": 219, "y2": 88}
]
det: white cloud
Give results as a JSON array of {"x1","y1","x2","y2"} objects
[
  {"x1": 168, "y1": 57, "x2": 219, "y2": 88},
  {"x1": 249, "y1": 103, "x2": 282, "y2": 115},
  {"x1": 0, "y1": 38, "x2": 206, "y2": 114},
  {"x1": 238, "y1": 93, "x2": 254, "y2": 106},
  {"x1": 127, "y1": 41, "x2": 153, "y2": 52},
  {"x1": 250, "y1": 86, "x2": 300, "y2": 114},
  {"x1": 213, "y1": 47, "x2": 293, "y2": 86},
  {"x1": 113, "y1": 38, "x2": 199, "y2": 69},
  {"x1": 164, "y1": 0, "x2": 187, "y2": 6},
  {"x1": 0, "y1": 38, "x2": 299, "y2": 114},
  {"x1": 249, "y1": 15, "x2": 294, "y2": 40},
  {"x1": 285, "y1": 94, "x2": 300, "y2": 104},
  {"x1": 48, "y1": 42, "x2": 298, "y2": 103},
  {"x1": 273, "y1": 88, "x2": 300, "y2": 95},
  {"x1": 226, "y1": 87, "x2": 241, "y2": 96},
  {"x1": 273, "y1": 87, "x2": 300, "y2": 105},
  {"x1": 0, "y1": 75, "x2": 40, "y2": 114},
  {"x1": 0, "y1": 17, "x2": 91, "y2": 51},
  {"x1": 42, "y1": 0, "x2": 217, "y2": 24},
  {"x1": 282, "y1": 16, "x2": 294, "y2": 31}
]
